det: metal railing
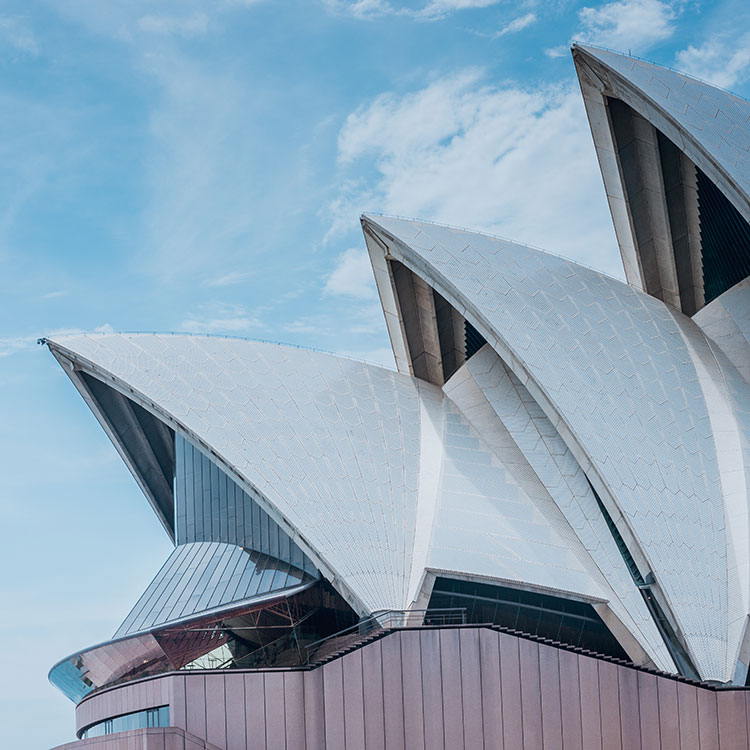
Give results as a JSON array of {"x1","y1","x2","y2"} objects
[{"x1": 304, "y1": 608, "x2": 466, "y2": 665}]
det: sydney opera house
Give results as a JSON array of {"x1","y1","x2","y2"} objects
[{"x1": 46, "y1": 45, "x2": 750, "y2": 749}]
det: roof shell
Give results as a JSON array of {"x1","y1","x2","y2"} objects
[
  {"x1": 46, "y1": 332, "x2": 674, "y2": 670},
  {"x1": 573, "y1": 44, "x2": 750, "y2": 220},
  {"x1": 362, "y1": 212, "x2": 750, "y2": 682}
]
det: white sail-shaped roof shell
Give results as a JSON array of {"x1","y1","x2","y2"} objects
[
  {"x1": 362, "y1": 213, "x2": 750, "y2": 682},
  {"x1": 48, "y1": 332, "x2": 675, "y2": 673},
  {"x1": 573, "y1": 45, "x2": 750, "y2": 315}
]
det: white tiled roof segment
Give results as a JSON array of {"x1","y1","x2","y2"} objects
[
  {"x1": 575, "y1": 45, "x2": 750, "y2": 208},
  {"x1": 447, "y1": 345, "x2": 674, "y2": 671},
  {"x1": 49, "y1": 334, "x2": 422, "y2": 615},
  {"x1": 362, "y1": 213, "x2": 750, "y2": 681},
  {"x1": 47, "y1": 334, "x2": 642, "y2": 639}
]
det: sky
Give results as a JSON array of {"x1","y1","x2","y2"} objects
[{"x1": 1, "y1": 0, "x2": 749, "y2": 747}]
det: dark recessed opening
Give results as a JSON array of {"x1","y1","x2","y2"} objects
[
  {"x1": 428, "y1": 576, "x2": 630, "y2": 661},
  {"x1": 697, "y1": 167, "x2": 750, "y2": 304}
]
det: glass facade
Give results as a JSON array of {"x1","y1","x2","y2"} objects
[
  {"x1": 464, "y1": 319, "x2": 487, "y2": 360},
  {"x1": 428, "y1": 577, "x2": 630, "y2": 661},
  {"x1": 174, "y1": 435, "x2": 316, "y2": 576},
  {"x1": 81, "y1": 706, "x2": 169, "y2": 739},
  {"x1": 697, "y1": 166, "x2": 750, "y2": 305}
]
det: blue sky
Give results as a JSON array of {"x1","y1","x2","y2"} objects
[{"x1": 1, "y1": 0, "x2": 749, "y2": 746}]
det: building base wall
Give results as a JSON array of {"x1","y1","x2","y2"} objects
[
  {"x1": 51, "y1": 727, "x2": 221, "y2": 750},
  {"x1": 64, "y1": 626, "x2": 750, "y2": 750}
]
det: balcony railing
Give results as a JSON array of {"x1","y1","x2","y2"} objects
[{"x1": 304, "y1": 607, "x2": 466, "y2": 665}]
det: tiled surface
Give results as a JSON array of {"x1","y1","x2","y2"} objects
[
  {"x1": 363, "y1": 213, "x2": 750, "y2": 682},
  {"x1": 50, "y1": 335, "x2": 424, "y2": 616},
  {"x1": 577, "y1": 45, "x2": 750, "y2": 201},
  {"x1": 694, "y1": 278, "x2": 750, "y2": 382},
  {"x1": 448, "y1": 344, "x2": 674, "y2": 671}
]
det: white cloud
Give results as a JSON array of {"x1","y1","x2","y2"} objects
[
  {"x1": 324, "y1": 248, "x2": 377, "y2": 299},
  {"x1": 495, "y1": 12, "x2": 537, "y2": 38},
  {"x1": 0, "y1": 336, "x2": 35, "y2": 358},
  {"x1": 321, "y1": 0, "x2": 395, "y2": 18},
  {"x1": 0, "y1": 17, "x2": 39, "y2": 57},
  {"x1": 345, "y1": 345, "x2": 395, "y2": 368},
  {"x1": 207, "y1": 271, "x2": 253, "y2": 287},
  {"x1": 321, "y1": 0, "x2": 501, "y2": 21},
  {"x1": 575, "y1": 0, "x2": 676, "y2": 53},
  {"x1": 180, "y1": 304, "x2": 262, "y2": 333},
  {"x1": 138, "y1": 54, "x2": 266, "y2": 280},
  {"x1": 137, "y1": 12, "x2": 209, "y2": 37},
  {"x1": 416, "y1": 0, "x2": 501, "y2": 21},
  {"x1": 545, "y1": 45, "x2": 569, "y2": 59},
  {"x1": 675, "y1": 33, "x2": 750, "y2": 90},
  {"x1": 331, "y1": 69, "x2": 622, "y2": 276}
]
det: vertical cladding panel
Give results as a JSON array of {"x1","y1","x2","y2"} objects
[
  {"x1": 696, "y1": 689, "x2": 719, "y2": 750},
  {"x1": 439, "y1": 629, "x2": 465, "y2": 750},
  {"x1": 459, "y1": 629, "x2": 484, "y2": 750},
  {"x1": 185, "y1": 675, "x2": 207, "y2": 742},
  {"x1": 657, "y1": 678, "x2": 680, "y2": 750},
  {"x1": 676, "y1": 683, "x2": 699, "y2": 749},
  {"x1": 204, "y1": 675, "x2": 227, "y2": 750},
  {"x1": 361, "y1": 640, "x2": 387, "y2": 750},
  {"x1": 478, "y1": 629, "x2": 504, "y2": 749},
  {"x1": 598, "y1": 661, "x2": 622, "y2": 750},
  {"x1": 578, "y1": 655, "x2": 603, "y2": 750},
  {"x1": 224, "y1": 674, "x2": 247, "y2": 750},
  {"x1": 244, "y1": 674, "x2": 267, "y2": 750},
  {"x1": 419, "y1": 629, "x2": 445, "y2": 750},
  {"x1": 617, "y1": 666, "x2": 640, "y2": 750},
  {"x1": 170, "y1": 675, "x2": 188, "y2": 732},
  {"x1": 283, "y1": 672, "x2": 306, "y2": 750},
  {"x1": 398, "y1": 631, "x2": 424, "y2": 750},
  {"x1": 304, "y1": 668, "x2": 326, "y2": 750},
  {"x1": 538, "y1": 644, "x2": 563, "y2": 750},
  {"x1": 264, "y1": 673, "x2": 286, "y2": 750},
  {"x1": 161, "y1": 676, "x2": 171, "y2": 706},
  {"x1": 381, "y1": 631, "x2": 406, "y2": 750},
  {"x1": 343, "y1": 650, "x2": 366, "y2": 750},
  {"x1": 518, "y1": 638, "x2": 543, "y2": 750},
  {"x1": 717, "y1": 690, "x2": 749, "y2": 749},
  {"x1": 498, "y1": 632, "x2": 523, "y2": 750},
  {"x1": 558, "y1": 649, "x2": 582, "y2": 750},
  {"x1": 323, "y1": 660, "x2": 346, "y2": 750},
  {"x1": 636, "y1": 672, "x2": 660, "y2": 749}
]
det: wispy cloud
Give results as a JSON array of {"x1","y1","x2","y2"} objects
[
  {"x1": 573, "y1": 0, "x2": 677, "y2": 53},
  {"x1": 331, "y1": 69, "x2": 621, "y2": 275},
  {"x1": 41, "y1": 290, "x2": 69, "y2": 300},
  {"x1": 494, "y1": 12, "x2": 537, "y2": 38},
  {"x1": 324, "y1": 248, "x2": 377, "y2": 299},
  {"x1": 0, "y1": 336, "x2": 35, "y2": 358},
  {"x1": 137, "y1": 12, "x2": 209, "y2": 38},
  {"x1": 137, "y1": 53, "x2": 266, "y2": 280},
  {"x1": 180, "y1": 303, "x2": 262, "y2": 333},
  {"x1": 675, "y1": 32, "x2": 750, "y2": 90},
  {"x1": 0, "y1": 93, "x2": 81, "y2": 261},
  {"x1": 0, "y1": 17, "x2": 39, "y2": 58},
  {"x1": 206, "y1": 271, "x2": 253, "y2": 287},
  {"x1": 321, "y1": 0, "x2": 394, "y2": 18},
  {"x1": 416, "y1": 0, "x2": 502, "y2": 21},
  {"x1": 321, "y1": 0, "x2": 502, "y2": 21}
]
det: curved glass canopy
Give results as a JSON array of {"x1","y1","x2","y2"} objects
[{"x1": 49, "y1": 546, "x2": 317, "y2": 702}]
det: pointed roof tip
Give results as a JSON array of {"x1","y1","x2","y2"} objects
[{"x1": 571, "y1": 41, "x2": 750, "y2": 103}]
